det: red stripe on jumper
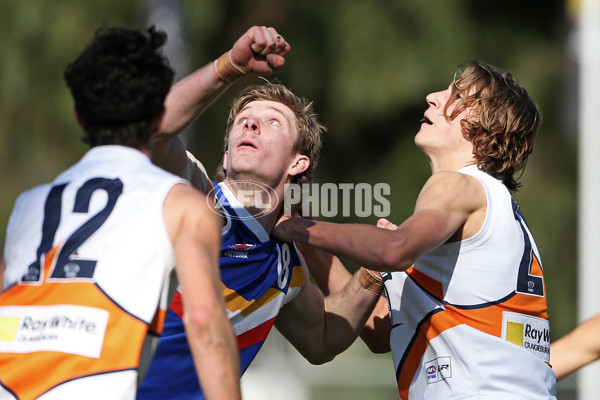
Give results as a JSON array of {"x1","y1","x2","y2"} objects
[{"x1": 236, "y1": 316, "x2": 277, "y2": 350}]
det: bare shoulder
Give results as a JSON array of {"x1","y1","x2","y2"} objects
[
  {"x1": 163, "y1": 183, "x2": 220, "y2": 238},
  {"x1": 420, "y1": 171, "x2": 486, "y2": 212},
  {"x1": 417, "y1": 171, "x2": 487, "y2": 241}
]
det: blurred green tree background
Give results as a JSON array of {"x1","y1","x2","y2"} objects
[{"x1": 0, "y1": 0, "x2": 577, "y2": 349}]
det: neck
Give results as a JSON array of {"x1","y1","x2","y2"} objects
[
  {"x1": 428, "y1": 154, "x2": 477, "y2": 174},
  {"x1": 223, "y1": 177, "x2": 286, "y2": 233}
]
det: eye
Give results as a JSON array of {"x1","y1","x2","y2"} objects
[
  {"x1": 267, "y1": 119, "x2": 281, "y2": 126},
  {"x1": 238, "y1": 118, "x2": 247, "y2": 125}
]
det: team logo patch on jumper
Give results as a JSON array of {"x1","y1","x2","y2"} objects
[
  {"x1": 224, "y1": 243, "x2": 256, "y2": 259},
  {"x1": 230, "y1": 243, "x2": 256, "y2": 251},
  {"x1": 0, "y1": 305, "x2": 109, "y2": 358},
  {"x1": 501, "y1": 311, "x2": 550, "y2": 362},
  {"x1": 425, "y1": 356, "x2": 452, "y2": 384}
]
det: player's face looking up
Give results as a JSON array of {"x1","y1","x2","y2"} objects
[
  {"x1": 414, "y1": 83, "x2": 474, "y2": 163},
  {"x1": 223, "y1": 100, "x2": 308, "y2": 186}
]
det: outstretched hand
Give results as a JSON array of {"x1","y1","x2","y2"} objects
[
  {"x1": 230, "y1": 26, "x2": 291, "y2": 75},
  {"x1": 273, "y1": 213, "x2": 296, "y2": 243}
]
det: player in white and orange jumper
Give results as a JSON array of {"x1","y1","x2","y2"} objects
[
  {"x1": 275, "y1": 60, "x2": 557, "y2": 399},
  {"x1": 0, "y1": 26, "x2": 240, "y2": 400}
]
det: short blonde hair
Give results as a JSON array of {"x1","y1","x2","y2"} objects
[{"x1": 215, "y1": 80, "x2": 325, "y2": 184}]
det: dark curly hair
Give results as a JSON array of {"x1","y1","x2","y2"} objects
[
  {"x1": 64, "y1": 26, "x2": 174, "y2": 148},
  {"x1": 215, "y1": 80, "x2": 325, "y2": 185},
  {"x1": 444, "y1": 60, "x2": 541, "y2": 192}
]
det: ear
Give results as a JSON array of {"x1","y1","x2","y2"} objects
[
  {"x1": 222, "y1": 150, "x2": 229, "y2": 172},
  {"x1": 152, "y1": 109, "x2": 166, "y2": 133},
  {"x1": 288, "y1": 154, "x2": 310, "y2": 178},
  {"x1": 73, "y1": 108, "x2": 84, "y2": 129}
]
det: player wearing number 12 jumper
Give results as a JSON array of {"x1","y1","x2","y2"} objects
[{"x1": 0, "y1": 27, "x2": 240, "y2": 400}]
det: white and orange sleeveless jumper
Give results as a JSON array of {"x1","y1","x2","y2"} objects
[
  {"x1": 0, "y1": 146, "x2": 186, "y2": 400},
  {"x1": 383, "y1": 165, "x2": 557, "y2": 399}
]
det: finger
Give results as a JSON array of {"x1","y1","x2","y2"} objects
[
  {"x1": 265, "y1": 53, "x2": 286, "y2": 71},
  {"x1": 267, "y1": 28, "x2": 288, "y2": 54},
  {"x1": 377, "y1": 218, "x2": 398, "y2": 231},
  {"x1": 376, "y1": 218, "x2": 390, "y2": 228},
  {"x1": 251, "y1": 27, "x2": 282, "y2": 56},
  {"x1": 246, "y1": 26, "x2": 269, "y2": 56},
  {"x1": 266, "y1": 27, "x2": 279, "y2": 43},
  {"x1": 275, "y1": 37, "x2": 290, "y2": 55},
  {"x1": 248, "y1": 26, "x2": 270, "y2": 56}
]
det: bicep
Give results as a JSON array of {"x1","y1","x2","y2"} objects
[{"x1": 400, "y1": 172, "x2": 485, "y2": 252}]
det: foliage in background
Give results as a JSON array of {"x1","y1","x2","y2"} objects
[{"x1": 0, "y1": 0, "x2": 576, "y2": 337}]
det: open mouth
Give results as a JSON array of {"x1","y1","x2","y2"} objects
[
  {"x1": 420, "y1": 116, "x2": 433, "y2": 125},
  {"x1": 238, "y1": 140, "x2": 257, "y2": 149}
]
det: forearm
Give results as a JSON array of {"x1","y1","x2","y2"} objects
[
  {"x1": 281, "y1": 219, "x2": 413, "y2": 271},
  {"x1": 319, "y1": 271, "x2": 384, "y2": 359},
  {"x1": 159, "y1": 62, "x2": 231, "y2": 138},
  {"x1": 551, "y1": 337, "x2": 587, "y2": 380},
  {"x1": 318, "y1": 266, "x2": 391, "y2": 353},
  {"x1": 276, "y1": 269, "x2": 383, "y2": 365},
  {"x1": 159, "y1": 25, "x2": 290, "y2": 138},
  {"x1": 296, "y1": 242, "x2": 352, "y2": 296},
  {"x1": 551, "y1": 314, "x2": 600, "y2": 380},
  {"x1": 184, "y1": 313, "x2": 241, "y2": 399},
  {"x1": 299, "y1": 244, "x2": 391, "y2": 353},
  {"x1": 360, "y1": 298, "x2": 391, "y2": 353}
]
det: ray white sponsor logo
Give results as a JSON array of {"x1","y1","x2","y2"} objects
[
  {"x1": 0, "y1": 305, "x2": 108, "y2": 358},
  {"x1": 502, "y1": 311, "x2": 550, "y2": 362}
]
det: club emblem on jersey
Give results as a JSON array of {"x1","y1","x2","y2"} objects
[
  {"x1": 224, "y1": 243, "x2": 256, "y2": 259},
  {"x1": 426, "y1": 365, "x2": 437, "y2": 380},
  {"x1": 230, "y1": 243, "x2": 256, "y2": 251},
  {"x1": 425, "y1": 356, "x2": 452, "y2": 384}
]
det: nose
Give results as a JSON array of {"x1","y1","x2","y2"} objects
[
  {"x1": 426, "y1": 91, "x2": 443, "y2": 108},
  {"x1": 243, "y1": 117, "x2": 260, "y2": 133}
]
